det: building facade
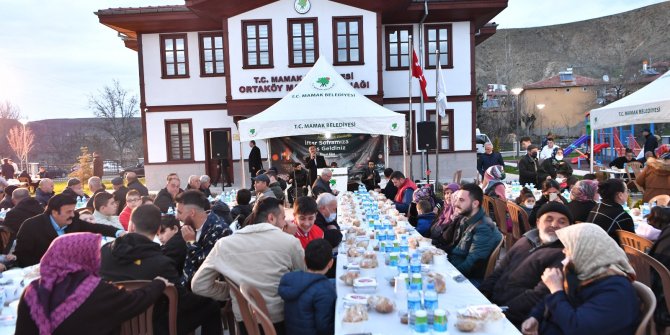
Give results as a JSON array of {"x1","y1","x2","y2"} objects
[{"x1": 97, "y1": 0, "x2": 506, "y2": 190}]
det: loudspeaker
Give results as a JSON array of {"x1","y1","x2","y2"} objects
[
  {"x1": 210, "y1": 131, "x2": 229, "y2": 159},
  {"x1": 416, "y1": 121, "x2": 437, "y2": 150}
]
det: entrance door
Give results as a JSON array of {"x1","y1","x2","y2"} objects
[{"x1": 204, "y1": 128, "x2": 233, "y2": 186}]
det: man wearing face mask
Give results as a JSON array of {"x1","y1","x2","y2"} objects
[
  {"x1": 479, "y1": 202, "x2": 573, "y2": 326},
  {"x1": 518, "y1": 145, "x2": 540, "y2": 187},
  {"x1": 314, "y1": 193, "x2": 342, "y2": 278}
]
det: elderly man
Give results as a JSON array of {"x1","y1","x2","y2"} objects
[
  {"x1": 479, "y1": 202, "x2": 573, "y2": 326},
  {"x1": 126, "y1": 171, "x2": 149, "y2": 196},
  {"x1": 2, "y1": 188, "x2": 42, "y2": 242},
  {"x1": 186, "y1": 175, "x2": 201, "y2": 191},
  {"x1": 35, "y1": 178, "x2": 55, "y2": 207},
  {"x1": 477, "y1": 143, "x2": 505, "y2": 178},
  {"x1": 61, "y1": 178, "x2": 87, "y2": 200},
  {"x1": 518, "y1": 145, "x2": 540, "y2": 187},
  {"x1": 176, "y1": 190, "x2": 232, "y2": 287},
  {"x1": 315, "y1": 193, "x2": 342, "y2": 278},
  {"x1": 191, "y1": 197, "x2": 305, "y2": 335},
  {"x1": 199, "y1": 175, "x2": 213, "y2": 198},
  {"x1": 311, "y1": 169, "x2": 338, "y2": 198},
  {"x1": 92, "y1": 192, "x2": 123, "y2": 230},
  {"x1": 390, "y1": 171, "x2": 417, "y2": 214},
  {"x1": 305, "y1": 145, "x2": 327, "y2": 189},
  {"x1": 155, "y1": 175, "x2": 183, "y2": 213},
  {"x1": 253, "y1": 174, "x2": 275, "y2": 199},
  {"x1": 85, "y1": 176, "x2": 106, "y2": 208},
  {"x1": 444, "y1": 183, "x2": 502, "y2": 284},
  {"x1": 14, "y1": 194, "x2": 123, "y2": 267},
  {"x1": 111, "y1": 176, "x2": 128, "y2": 214}
]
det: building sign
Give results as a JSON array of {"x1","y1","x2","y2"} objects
[
  {"x1": 294, "y1": 0, "x2": 311, "y2": 14},
  {"x1": 238, "y1": 72, "x2": 370, "y2": 94},
  {"x1": 269, "y1": 133, "x2": 384, "y2": 177}
]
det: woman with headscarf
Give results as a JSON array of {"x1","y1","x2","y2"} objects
[
  {"x1": 521, "y1": 223, "x2": 639, "y2": 335},
  {"x1": 16, "y1": 233, "x2": 169, "y2": 335},
  {"x1": 407, "y1": 185, "x2": 436, "y2": 228},
  {"x1": 430, "y1": 183, "x2": 460, "y2": 249},
  {"x1": 565, "y1": 180, "x2": 598, "y2": 223}
]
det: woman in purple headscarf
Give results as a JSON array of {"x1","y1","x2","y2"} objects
[
  {"x1": 16, "y1": 233, "x2": 169, "y2": 335},
  {"x1": 430, "y1": 183, "x2": 460, "y2": 250},
  {"x1": 565, "y1": 180, "x2": 598, "y2": 223}
]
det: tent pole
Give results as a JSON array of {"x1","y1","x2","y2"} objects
[
  {"x1": 434, "y1": 49, "x2": 440, "y2": 188},
  {"x1": 266, "y1": 139, "x2": 271, "y2": 170},
  {"x1": 590, "y1": 128, "x2": 594, "y2": 173},
  {"x1": 384, "y1": 135, "x2": 389, "y2": 170},
  {"x1": 240, "y1": 140, "x2": 246, "y2": 188},
  {"x1": 408, "y1": 35, "x2": 414, "y2": 180}
]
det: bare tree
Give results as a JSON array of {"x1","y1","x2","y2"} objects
[
  {"x1": 88, "y1": 80, "x2": 140, "y2": 164},
  {"x1": 560, "y1": 113, "x2": 572, "y2": 137},
  {"x1": 6, "y1": 125, "x2": 35, "y2": 171},
  {"x1": 0, "y1": 100, "x2": 21, "y2": 120}
]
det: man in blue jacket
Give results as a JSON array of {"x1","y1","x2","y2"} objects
[
  {"x1": 445, "y1": 183, "x2": 502, "y2": 285},
  {"x1": 477, "y1": 143, "x2": 505, "y2": 178},
  {"x1": 279, "y1": 238, "x2": 336, "y2": 335}
]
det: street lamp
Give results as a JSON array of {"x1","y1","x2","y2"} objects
[
  {"x1": 19, "y1": 118, "x2": 28, "y2": 172},
  {"x1": 511, "y1": 88, "x2": 523, "y2": 157}
]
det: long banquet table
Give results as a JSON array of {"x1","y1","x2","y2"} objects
[{"x1": 334, "y1": 190, "x2": 521, "y2": 335}]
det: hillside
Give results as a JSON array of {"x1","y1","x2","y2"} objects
[{"x1": 476, "y1": 1, "x2": 670, "y2": 89}]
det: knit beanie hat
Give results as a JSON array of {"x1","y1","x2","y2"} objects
[{"x1": 536, "y1": 201, "x2": 575, "y2": 225}]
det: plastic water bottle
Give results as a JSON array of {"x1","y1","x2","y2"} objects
[
  {"x1": 423, "y1": 282, "x2": 438, "y2": 317},
  {"x1": 642, "y1": 203, "x2": 651, "y2": 216},
  {"x1": 433, "y1": 309, "x2": 448, "y2": 334},
  {"x1": 398, "y1": 254, "x2": 409, "y2": 274},
  {"x1": 410, "y1": 253, "x2": 421, "y2": 274},
  {"x1": 0, "y1": 209, "x2": 6, "y2": 220},
  {"x1": 167, "y1": 206, "x2": 175, "y2": 216},
  {"x1": 414, "y1": 310, "x2": 429, "y2": 334},
  {"x1": 407, "y1": 284, "x2": 422, "y2": 324},
  {"x1": 400, "y1": 235, "x2": 409, "y2": 253},
  {"x1": 562, "y1": 190, "x2": 571, "y2": 202}
]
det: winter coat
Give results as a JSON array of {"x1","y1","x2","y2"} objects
[
  {"x1": 539, "y1": 158, "x2": 573, "y2": 180},
  {"x1": 1, "y1": 163, "x2": 14, "y2": 179},
  {"x1": 162, "y1": 231, "x2": 187, "y2": 277},
  {"x1": 314, "y1": 212, "x2": 342, "y2": 249},
  {"x1": 644, "y1": 133, "x2": 659, "y2": 156},
  {"x1": 269, "y1": 181, "x2": 285, "y2": 201},
  {"x1": 100, "y1": 233, "x2": 180, "y2": 283},
  {"x1": 248, "y1": 145, "x2": 262, "y2": 173},
  {"x1": 636, "y1": 157, "x2": 670, "y2": 202},
  {"x1": 35, "y1": 188, "x2": 55, "y2": 207},
  {"x1": 477, "y1": 152, "x2": 505, "y2": 177},
  {"x1": 361, "y1": 168, "x2": 381, "y2": 190},
  {"x1": 305, "y1": 155, "x2": 327, "y2": 187},
  {"x1": 2, "y1": 197, "x2": 43, "y2": 236},
  {"x1": 231, "y1": 204, "x2": 252, "y2": 226},
  {"x1": 416, "y1": 212, "x2": 436, "y2": 238},
  {"x1": 446, "y1": 209, "x2": 502, "y2": 280},
  {"x1": 478, "y1": 229, "x2": 564, "y2": 326},
  {"x1": 154, "y1": 188, "x2": 179, "y2": 213},
  {"x1": 180, "y1": 212, "x2": 232, "y2": 287},
  {"x1": 586, "y1": 202, "x2": 635, "y2": 241},
  {"x1": 529, "y1": 275, "x2": 639, "y2": 335},
  {"x1": 518, "y1": 154, "x2": 539, "y2": 186},
  {"x1": 382, "y1": 181, "x2": 398, "y2": 202},
  {"x1": 278, "y1": 271, "x2": 336, "y2": 335},
  {"x1": 566, "y1": 200, "x2": 596, "y2": 223},
  {"x1": 112, "y1": 186, "x2": 129, "y2": 215},
  {"x1": 86, "y1": 189, "x2": 107, "y2": 209},
  {"x1": 311, "y1": 177, "x2": 334, "y2": 198},
  {"x1": 127, "y1": 180, "x2": 149, "y2": 196}
]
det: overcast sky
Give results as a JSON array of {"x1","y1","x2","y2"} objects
[{"x1": 0, "y1": 0, "x2": 666, "y2": 120}]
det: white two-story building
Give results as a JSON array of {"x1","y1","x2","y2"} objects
[{"x1": 97, "y1": 0, "x2": 506, "y2": 190}]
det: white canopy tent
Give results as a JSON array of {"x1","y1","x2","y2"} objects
[
  {"x1": 589, "y1": 70, "x2": 670, "y2": 171},
  {"x1": 239, "y1": 56, "x2": 405, "y2": 141},
  {"x1": 238, "y1": 56, "x2": 406, "y2": 186}
]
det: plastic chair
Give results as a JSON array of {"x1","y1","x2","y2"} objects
[
  {"x1": 224, "y1": 277, "x2": 258, "y2": 335},
  {"x1": 649, "y1": 194, "x2": 670, "y2": 207},
  {"x1": 616, "y1": 230, "x2": 653, "y2": 253},
  {"x1": 632, "y1": 281, "x2": 656, "y2": 335},
  {"x1": 240, "y1": 283, "x2": 276, "y2": 335},
  {"x1": 491, "y1": 197, "x2": 513, "y2": 250},
  {"x1": 114, "y1": 280, "x2": 178, "y2": 335},
  {"x1": 0, "y1": 226, "x2": 13, "y2": 254},
  {"x1": 506, "y1": 201, "x2": 531, "y2": 243},
  {"x1": 484, "y1": 237, "x2": 504, "y2": 280},
  {"x1": 482, "y1": 195, "x2": 493, "y2": 217}
]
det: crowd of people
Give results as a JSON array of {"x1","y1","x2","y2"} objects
[{"x1": 0, "y1": 131, "x2": 668, "y2": 335}]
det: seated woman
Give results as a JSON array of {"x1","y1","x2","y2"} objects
[
  {"x1": 586, "y1": 178, "x2": 635, "y2": 240},
  {"x1": 16, "y1": 233, "x2": 169, "y2": 335},
  {"x1": 637, "y1": 206, "x2": 669, "y2": 241},
  {"x1": 408, "y1": 185, "x2": 435, "y2": 227},
  {"x1": 529, "y1": 180, "x2": 568, "y2": 227},
  {"x1": 522, "y1": 223, "x2": 639, "y2": 335},
  {"x1": 430, "y1": 183, "x2": 460, "y2": 249},
  {"x1": 565, "y1": 180, "x2": 598, "y2": 223}
]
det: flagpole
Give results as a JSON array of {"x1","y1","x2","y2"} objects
[
  {"x1": 407, "y1": 35, "x2": 414, "y2": 180},
  {"x1": 435, "y1": 49, "x2": 440, "y2": 189}
]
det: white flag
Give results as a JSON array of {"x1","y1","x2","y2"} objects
[{"x1": 436, "y1": 57, "x2": 448, "y2": 117}]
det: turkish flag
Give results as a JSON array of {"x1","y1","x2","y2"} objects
[{"x1": 411, "y1": 50, "x2": 429, "y2": 99}]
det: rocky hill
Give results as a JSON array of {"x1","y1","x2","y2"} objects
[{"x1": 476, "y1": 1, "x2": 670, "y2": 89}]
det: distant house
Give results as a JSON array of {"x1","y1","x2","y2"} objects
[{"x1": 520, "y1": 70, "x2": 601, "y2": 136}]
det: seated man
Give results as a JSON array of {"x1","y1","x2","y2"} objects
[
  {"x1": 361, "y1": 160, "x2": 381, "y2": 191},
  {"x1": 2, "y1": 188, "x2": 43, "y2": 243},
  {"x1": 390, "y1": 171, "x2": 417, "y2": 214},
  {"x1": 315, "y1": 193, "x2": 342, "y2": 278},
  {"x1": 155, "y1": 174, "x2": 183, "y2": 213},
  {"x1": 119, "y1": 190, "x2": 142, "y2": 230},
  {"x1": 15, "y1": 194, "x2": 122, "y2": 267},
  {"x1": 191, "y1": 197, "x2": 305, "y2": 335},
  {"x1": 311, "y1": 169, "x2": 338, "y2": 198},
  {"x1": 609, "y1": 148, "x2": 637, "y2": 169},
  {"x1": 92, "y1": 192, "x2": 124, "y2": 230},
  {"x1": 85, "y1": 176, "x2": 106, "y2": 208},
  {"x1": 444, "y1": 183, "x2": 502, "y2": 284},
  {"x1": 199, "y1": 175, "x2": 213, "y2": 198},
  {"x1": 35, "y1": 178, "x2": 55, "y2": 207},
  {"x1": 381, "y1": 168, "x2": 398, "y2": 201},
  {"x1": 186, "y1": 174, "x2": 201, "y2": 191},
  {"x1": 100, "y1": 204, "x2": 222, "y2": 335},
  {"x1": 61, "y1": 178, "x2": 88, "y2": 201},
  {"x1": 111, "y1": 176, "x2": 128, "y2": 214},
  {"x1": 266, "y1": 170, "x2": 286, "y2": 201},
  {"x1": 159, "y1": 215, "x2": 187, "y2": 277},
  {"x1": 253, "y1": 174, "x2": 276, "y2": 199},
  {"x1": 176, "y1": 190, "x2": 232, "y2": 287},
  {"x1": 279, "y1": 239, "x2": 336, "y2": 335},
  {"x1": 479, "y1": 202, "x2": 573, "y2": 326},
  {"x1": 292, "y1": 196, "x2": 324, "y2": 249}
]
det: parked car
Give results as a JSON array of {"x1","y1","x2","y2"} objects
[
  {"x1": 43, "y1": 166, "x2": 68, "y2": 179},
  {"x1": 476, "y1": 128, "x2": 493, "y2": 154},
  {"x1": 120, "y1": 162, "x2": 144, "y2": 177}
]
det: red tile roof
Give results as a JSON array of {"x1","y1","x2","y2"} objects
[
  {"x1": 95, "y1": 5, "x2": 189, "y2": 16},
  {"x1": 523, "y1": 74, "x2": 602, "y2": 89}
]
